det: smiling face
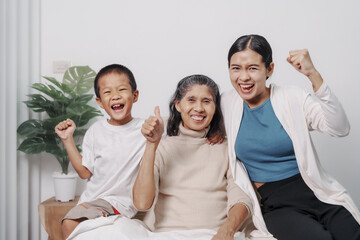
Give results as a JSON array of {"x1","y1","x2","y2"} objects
[
  {"x1": 175, "y1": 84, "x2": 216, "y2": 131},
  {"x1": 96, "y1": 72, "x2": 138, "y2": 126},
  {"x1": 229, "y1": 48, "x2": 274, "y2": 108}
]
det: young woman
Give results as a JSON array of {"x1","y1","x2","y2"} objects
[
  {"x1": 133, "y1": 75, "x2": 252, "y2": 240},
  {"x1": 221, "y1": 34, "x2": 360, "y2": 239}
]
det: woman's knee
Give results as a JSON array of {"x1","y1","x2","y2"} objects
[{"x1": 264, "y1": 210, "x2": 332, "y2": 240}]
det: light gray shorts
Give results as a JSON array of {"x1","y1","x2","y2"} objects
[{"x1": 63, "y1": 198, "x2": 120, "y2": 221}]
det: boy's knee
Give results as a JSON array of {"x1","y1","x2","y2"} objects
[
  {"x1": 62, "y1": 219, "x2": 71, "y2": 230},
  {"x1": 62, "y1": 219, "x2": 73, "y2": 239},
  {"x1": 62, "y1": 218, "x2": 85, "y2": 239}
]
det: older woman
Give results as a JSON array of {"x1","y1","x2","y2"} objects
[{"x1": 133, "y1": 75, "x2": 252, "y2": 240}]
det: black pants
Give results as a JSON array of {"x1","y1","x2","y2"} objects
[{"x1": 258, "y1": 174, "x2": 360, "y2": 240}]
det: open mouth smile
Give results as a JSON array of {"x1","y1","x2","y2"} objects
[
  {"x1": 240, "y1": 84, "x2": 254, "y2": 93},
  {"x1": 190, "y1": 115, "x2": 206, "y2": 122},
  {"x1": 111, "y1": 104, "x2": 125, "y2": 111}
]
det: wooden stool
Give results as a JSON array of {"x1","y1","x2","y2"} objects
[{"x1": 38, "y1": 196, "x2": 79, "y2": 240}]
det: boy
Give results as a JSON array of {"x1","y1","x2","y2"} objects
[{"x1": 55, "y1": 64, "x2": 146, "y2": 239}]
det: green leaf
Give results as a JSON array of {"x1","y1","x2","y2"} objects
[
  {"x1": 43, "y1": 76, "x2": 76, "y2": 98},
  {"x1": 76, "y1": 144, "x2": 82, "y2": 153},
  {"x1": 77, "y1": 110, "x2": 103, "y2": 127},
  {"x1": 43, "y1": 133, "x2": 59, "y2": 144},
  {"x1": 24, "y1": 95, "x2": 69, "y2": 118},
  {"x1": 74, "y1": 129, "x2": 87, "y2": 137},
  {"x1": 63, "y1": 66, "x2": 96, "y2": 95},
  {"x1": 31, "y1": 83, "x2": 69, "y2": 104},
  {"x1": 46, "y1": 144, "x2": 68, "y2": 158},
  {"x1": 74, "y1": 94, "x2": 94, "y2": 104},
  {"x1": 42, "y1": 115, "x2": 75, "y2": 131},
  {"x1": 17, "y1": 119, "x2": 45, "y2": 137},
  {"x1": 66, "y1": 103, "x2": 102, "y2": 126},
  {"x1": 17, "y1": 137, "x2": 48, "y2": 154},
  {"x1": 66, "y1": 102, "x2": 95, "y2": 116},
  {"x1": 24, "y1": 94, "x2": 53, "y2": 113}
]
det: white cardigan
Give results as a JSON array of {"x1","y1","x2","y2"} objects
[{"x1": 221, "y1": 83, "x2": 360, "y2": 239}]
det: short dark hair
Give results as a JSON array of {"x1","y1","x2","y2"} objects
[
  {"x1": 228, "y1": 34, "x2": 273, "y2": 69},
  {"x1": 94, "y1": 64, "x2": 137, "y2": 98},
  {"x1": 167, "y1": 74, "x2": 225, "y2": 139}
]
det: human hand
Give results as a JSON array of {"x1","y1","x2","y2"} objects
[
  {"x1": 55, "y1": 118, "x2": 76, "y2": 141},
  {"x1": 211, "y1": 226, "x2": 234, "y2": 240},
  {"x1": 141, "y1": 106, "x2": 164, "y2": 144},
  {"x1": 287, "y1": 49, "x2": 318, "y2": 77},
  {"x1": 206, "y1": 130, "x2": 224, "y2": 145},
  {"x1": 287, "y1": 49, "x2": 323, "y2": 91}
]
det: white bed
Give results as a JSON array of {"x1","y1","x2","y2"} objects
[{"x1": 67, "y1": 215, "x2": 248, "y2": 240}]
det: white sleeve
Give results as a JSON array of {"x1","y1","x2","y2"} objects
[{"x1": 303, "y1": 83, "x2": 350, "y2": 137}]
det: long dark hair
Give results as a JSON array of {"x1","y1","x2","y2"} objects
[
  {"x1": 228, "y1": 34, "x2": 273, "y2": 71},
  {"x1": 167, "y1": 74, "x2": 225, "y2": 139}
]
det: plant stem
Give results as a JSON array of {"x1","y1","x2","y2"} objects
[{"x1": 62, "y1": 156, "x2": 69, "y2": 174}]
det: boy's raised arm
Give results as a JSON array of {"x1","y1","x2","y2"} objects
[
  {"x1": 133, "y1": 107, "x2": 164, "y2": 210},
  {"x1": 55, "y1": 118, "x2": 92, "y2": 179}
]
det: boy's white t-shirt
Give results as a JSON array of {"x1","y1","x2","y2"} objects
[{"x1": 78, "y1": 118, "x2": 146, "y2": 218}]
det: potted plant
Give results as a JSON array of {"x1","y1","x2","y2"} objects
[{"x1": 17, "y1": 66, "x2": 102, "y2": 201}]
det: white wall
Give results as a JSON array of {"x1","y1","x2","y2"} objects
[{"x1": 40, "y1": 0, "x2": 360, "y2": 238}]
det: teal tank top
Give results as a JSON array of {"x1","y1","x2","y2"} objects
[{"x1": 235, "y1": 98, "x2": 299, "y2": 182}]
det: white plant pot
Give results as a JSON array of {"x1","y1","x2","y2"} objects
[{"x1": 52, "y1": 171, "x2": 78, "y2": 202}]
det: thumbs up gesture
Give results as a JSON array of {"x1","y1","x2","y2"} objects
[{"x1": 142, "y1": 106, "x2": 164, "y2": 144}]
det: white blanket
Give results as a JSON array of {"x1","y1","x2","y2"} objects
[{"x1": 67, "y1": 215, "x2": 248, "y2": 240}]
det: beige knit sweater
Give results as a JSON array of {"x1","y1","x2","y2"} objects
[{"x1": 148, "y1": 124, "x2": 252, "y2": 232}]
